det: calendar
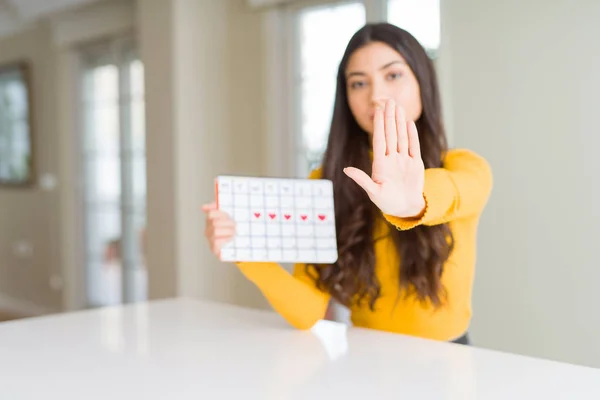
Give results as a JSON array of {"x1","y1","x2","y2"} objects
[{"x1": 215, "y1": 175, "x2": 338, "y2": 264}]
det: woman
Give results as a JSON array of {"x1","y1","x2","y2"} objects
[{"x1": 202, "y1": 23, "x2": 492, "y2": 344}]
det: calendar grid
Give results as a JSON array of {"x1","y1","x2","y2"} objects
[
  {"x1": 249, "y1": 178, "x2": 255, "y2": 260},
  {"x1": 216, "y1": 175, "x2": 338, "y2": 264},
  {"x1": 260, "y1": 181, "x2": 264, "y2": 259},
  {"x1": 246, "y1": 182, "x2": 250, "y2": 260},
  {"x1": 277, "y1": 179, "x2": 283, "y2": 262},
  {"x1": 292, "y1": 181, "x2": 298, "y2": 263}
]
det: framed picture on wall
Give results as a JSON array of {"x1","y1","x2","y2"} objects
[{"x1": 0, "y1": 61, "x2": 34, "y2": 187}]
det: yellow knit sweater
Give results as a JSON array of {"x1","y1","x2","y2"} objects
[{"x1": 236, "y1": 148, "x2": 492, "y2": 341}]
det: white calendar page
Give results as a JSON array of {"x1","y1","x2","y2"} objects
[{"x1": 215, "y1": 175, "x2": 338, "y2": 264}]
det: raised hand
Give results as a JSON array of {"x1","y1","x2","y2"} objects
[
  {"x1": 202, "y1": 202, "x2": 236, "y2": 256},
  {"x1": 343, "y1": 98, "x2": 426, "y2": 218}
]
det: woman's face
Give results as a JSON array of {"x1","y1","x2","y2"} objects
[{"x1": 345, "y1": 41, "x2": 422, "y2": 135}]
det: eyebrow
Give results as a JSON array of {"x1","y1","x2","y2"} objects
[{"x1": 346, "y1": 60, "x2": 405, "y2": 79}]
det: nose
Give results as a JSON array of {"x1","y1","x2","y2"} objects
[
  {"x1": 371, "y1": 97, "x2": 388, "y2": 109},
  {"x1": 369, "y1": 80, "x2": 390, "y2": 108}
]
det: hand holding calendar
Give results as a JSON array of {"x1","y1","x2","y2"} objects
[
  {"x1": 203, "y1": 176, "x2": 338, "y2": 264},
  {"x1": 202, "y1": 202, "x2": 236, "y2": 256}
]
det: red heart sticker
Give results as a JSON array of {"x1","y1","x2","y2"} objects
[
  {"x1": 284, "y1": 214, "x2": 291, "y2": 220},
  {"x1": 269, "y1": 213, "x2": 276, "y2": 220},
  {"x1": 254, "y1": 212, "x2": 261, "y2": 218},
  {"x1": 318, "y1": 214, "x2": 326, "y2": 221},
  {"x1": 301, "y1": 215, "x2": 308, "y2": 221}
]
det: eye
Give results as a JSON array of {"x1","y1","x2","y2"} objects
[
  {"x1": 349, "y1": 81, "x2": 366, "y2": 89},
  {"x1": 387, "y1": 72, "x2": 403, "y2": 81}
]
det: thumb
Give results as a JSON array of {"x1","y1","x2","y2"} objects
[
  {"x1": 343, "y1": 167, "x2": 378, "y2": 196},
  {"x1": 202, "y1": 202, "x2": 217, "y2": 212}
]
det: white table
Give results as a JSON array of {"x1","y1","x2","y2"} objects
[{"x1": 0, "y1": 298, "x2": 598, "y2": 399}]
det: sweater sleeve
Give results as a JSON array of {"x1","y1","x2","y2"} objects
[
  {"x1": 383, "y1": 149, "x2": 493, "y2": 230},
  {"x1": 236, "y1": 262, "x2": 331, "y2": 329},
  {"x1": 234, "y1": 167, "x2": 331, "y2": 330}
]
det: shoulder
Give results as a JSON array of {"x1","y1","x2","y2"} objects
[
  {"x1": 443, "y1": 148, "x2": 489, "y2": 164},
  {"x1": 444, "y1": 148, "x2": 486, "y2": 162},
  {"x1": 442, "y1": 148, "x2": 492, "y2": 176}
]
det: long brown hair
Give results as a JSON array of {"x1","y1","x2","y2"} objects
[{"x1": 308, "y1": 23, "x2": 454, "y2": 310}]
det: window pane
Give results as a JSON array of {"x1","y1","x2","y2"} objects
[
  {"x1": 85, "y1": 154, "x2": 122, "y2": 203},
  {"x1": 0, "y1": 67, "x2": 31, "y2": 182},
  {"x1": 122, "y1": 56, "x2": 147, "y2": 304},
  {"x1": 12, "y1": 119, "x2": 30, "y2": 155},
  {"x1": 85, "y1": 103, "x2": 120, "y2": 154},
  {"x1": 132, "y1": 154, "x2": 146, "y2": 205},
  {"x1": 3, "y1": 79, "x2": 27, "y2": 119},
  {"x1": 129, "y1": 60, "x2": 144, "y2": 98},
  {"x1": 297, "y1": 2, "x2": 366, "y2": 175},
  {"x1": 0, "y1": 131, "x2": 8, "y2": 179},
  {"x1": 83, "y1": 65, "x2": 119, "y2": 154},
  {"x1": 10, "y1": 119, "x2": 30, "y2": 180},
  {"x1": 86, "y1": 206, "x2": 121, "y2": 261},
  {"x1": 387, "y1": 0, "x2": 440, "y2": 52},
  {"x1": 82, "y1": 62, "x2": 123, "y2": 308},
  {"x1": 84, "y1": 64, "x2": 119, "y2": 103},
  {"x1": 0, "y1": 118, "x2": 30, "y2": 181},
  {"x1": 0, "y1": 131, "x2": 6, "y2": 157},
  {"x1": 85, "y1": 206, "x2": 123, "y2": 307},
  {"x1": 131, "y1": 99, "x2": 145, "y2": 153}
]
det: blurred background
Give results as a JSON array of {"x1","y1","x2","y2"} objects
[{"x1": 0, "y1": 0, "x2": 599, "y2": 369}]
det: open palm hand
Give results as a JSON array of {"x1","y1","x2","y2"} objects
[{"x1": 344, "y1": 99, "x2": 426, "y2": 218}]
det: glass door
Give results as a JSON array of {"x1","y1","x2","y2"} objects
[{"x1": 79, "y1": 37, "x2": 147, "y2": 307}]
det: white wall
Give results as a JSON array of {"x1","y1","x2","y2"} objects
[{"x1": 444, "y1": 0, "x2": 600, "y2": 367}]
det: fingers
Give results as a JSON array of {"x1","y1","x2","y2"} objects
[
  {"x1": 407, "y1": 121, "x2": 421, "y2": 159},
  {"x1": 343, "y1": 167, "x2": 378, "y2": 196},
  {"x1": 202, "y1": 202, "x2": 235, "y2": 224},
  {"x1": 372, "y1": 105, "x2": 386, "y2": 160},
  {"x1": 384, "y1": 99, "x2": 397, "y2": 155},
  {"x1": 206, "y1": 209, "x2": 236, "y2": 226},
  {"x1": 205, "y1": 211, "x2": 236, "y2": 237},
  {"x1": 204, "y1": 204, "x2": 236, "y2": 256},
  {"x1": 206, "y1": 209, "x2": 235, "y2": 222},
  {"x1": 375, "y1": 99, "x2": 411, "y2": 156},
  {"x1": 212, "y1": 226, "x2": 236, "y2": 239},
  {"x1": 201, "y1": 202, "x2": 217, "y2": 211},
  {"x1": 396, "y1": 104, "x2": 409, "y2": 155}
]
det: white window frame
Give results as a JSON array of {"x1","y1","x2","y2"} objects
[{"x1": 263, "y1": 0, "x2": 448, "y2": 178}]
